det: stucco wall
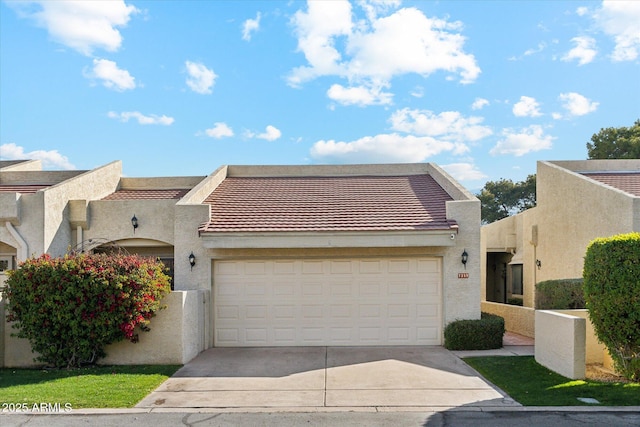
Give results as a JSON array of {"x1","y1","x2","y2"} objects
[
  {"x1": 535, "y1": 310, "x2": 586, "y2": 379},
  {"x1": 534, "y1": 161, "x2": 639, "y2": 283},
  {"x1": 2, "y1": 291, "x2": 206, "y2": 367},
  {"x1": 556, "y1": 309, "x2": 606, "y2": 364},
  {"x1": 42, "y1": 162, "x2": 122, "y2": 256},
  {"x1": 481, "y1": 301, "x2": 535, "y2": 337},
  {"x1": 102, "y1": 290, "x2": 206, "y2": 365}
]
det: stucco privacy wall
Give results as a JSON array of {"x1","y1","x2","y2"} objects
[
  {"x1": 534, "y1": 160, "x2": 640, "y2": 282},
  {"x1": 535, "y1": 310, "x2": 586, "y2": 379},
  {"x1": 481, "y1": 301, "x2": 535, "y2": 338},
  {"x1": 556, "y1": 309, "x2": 606, "y2": 364},
  {"x1": 1, "y1": 291, "x2": 206, "y2": 367}
]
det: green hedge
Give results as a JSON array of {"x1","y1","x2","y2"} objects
[
  {"x1": 444, "y1": 312, "x2": 505, "y2": 350},
  {"x1": 535, "y1": 278, "x2": 585, "y2": 309},
  {"x1": 584, "y1": 233, "x2": 640, "y2": 381}
]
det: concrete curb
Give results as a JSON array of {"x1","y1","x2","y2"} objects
[{"x1": 3, "y1": 406, "x2": 640, "y2": 415}]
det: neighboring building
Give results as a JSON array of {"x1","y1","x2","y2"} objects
[
  {"x1": 481, "y1": 159, "x2": 640, "y2": 309},
  {"x1": 1, "y1": 160, "x2": 480, "y2": 365}
]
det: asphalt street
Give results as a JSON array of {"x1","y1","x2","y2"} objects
[{"x1": 2, "y1": 410, "x2": 640, "y2": 427}]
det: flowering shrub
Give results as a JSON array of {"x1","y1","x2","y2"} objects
[{"x1": 2, "y1": 253, "x2": 171, "y2": 368}]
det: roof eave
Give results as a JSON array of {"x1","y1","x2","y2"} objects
[{"x1": 199, "y1": 229, "x2": 459, "y2": 249}]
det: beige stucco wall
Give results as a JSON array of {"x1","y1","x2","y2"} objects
[
  {"x1": 102, "y1": 290, "x2": 206, "y2": 365},
  {"x1": 535, "y1": 308, "x2": 612, "y2": 379},
  {"x1": 535, "y1": 310, "x2": 586, "y2": 379},
  {"x1": 481, "y1": 301, "x2": 535, "y2": 337},
  {"x1": 535, "y1": 160, "x2": 640, "y2": 283},
  {"x1": 2, "y1": 291, "x2": 207, "y2": 367},
  {"x1": 556, "y1": 309, "x2": 606, "y2": 364}
]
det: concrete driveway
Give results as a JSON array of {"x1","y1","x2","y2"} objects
[{"x1": 136, "y1": 347, "x2": 520, "y2": 410}]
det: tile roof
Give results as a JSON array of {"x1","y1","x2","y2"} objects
[
  {"x1": 0, "y1": 184, "x2": 50, "y2": 194},
  {"x1": 582, "y1": 172, "x2": 640, "y2": 197},
  {"x1": 199, "y1": 175, "x2": 457, "y2": 233},
  {"x1": 102, "y1": 189, "x2": 190, "y2": 200}
]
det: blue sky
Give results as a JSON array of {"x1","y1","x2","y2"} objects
[{"x1": 1, "y1": 0, "x2": 639, "y2": 191}]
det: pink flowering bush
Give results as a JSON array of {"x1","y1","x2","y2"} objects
[{"x1": 2, "y1": 253, "x2": 171, "y2": 368}]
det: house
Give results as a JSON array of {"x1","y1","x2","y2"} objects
[
  {"x1": 481, "y1": 159, "x2": 640, "y2": 313},
  {"x1": 1, "y1": 161, "x2": 480, "y2": 366}
]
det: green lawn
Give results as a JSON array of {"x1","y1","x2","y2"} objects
[
  {"x1": 464, "y1": 356, "x2": 640, "y2": 406},
  {"x1": 0, "y1": 365, "x2": 181, "y2": 408}
]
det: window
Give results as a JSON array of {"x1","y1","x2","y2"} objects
[
  {"x1": 511, "y1": 264, "x2": 523, "y2": 295},
  {"x1": 0, "y1": 256, "x2": 13, "y2": 272}
]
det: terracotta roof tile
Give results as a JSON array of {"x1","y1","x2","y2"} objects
[
  {"x1": 102, "y1": 189, "x2": 189, "y2": 200},
  {"x1": 199, "y1": 175, "x2": 457, "y2": 233},
  {"x1": 582, "y1": 172, "x2": 640, "y2": 197},
  {"x1": 0, "y1": 184, "x2": 50, "y2": 194}
]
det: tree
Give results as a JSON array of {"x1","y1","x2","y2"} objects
[
  {"x1": 477, "y1": 174, "x2": 536, "y2": 224},
  {"x1": 587, "y1": 119, "x2": 640, "y2": 159},
  {"x1": 3, "y1": 253, "x2": 171, "y2": 368}
]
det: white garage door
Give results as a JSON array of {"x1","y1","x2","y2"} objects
[{"x1": 213, "y1": 257, "x2": 442, "y2": 346}]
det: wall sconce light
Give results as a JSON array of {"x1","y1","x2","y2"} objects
[
  {"x1": 536, "y1": 259, "x2": 542, "y2": 269},
  {"x1": 131, "y1": 214, "x2": 138, "y2": 233},
  {"x1": 461, "y1": 249, "x2": 468, "y2": 269},
  {"x1": 189, "y1": 252, "x2": 196, "y2": 270}
]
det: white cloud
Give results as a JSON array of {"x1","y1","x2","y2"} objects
[
  {"x1": 203, "y1": 122, "x2": 234, "y2": 139},
  {"x1": 471, "y1": 98, "x2": 489, "y2": 110},
  {"x1": 441, "y1": 163, "x2": 488, "y2": 182},
  {"x1": 185, "y1": 61, "x2": 216, "y2": 94},
  {"x1": 288, "y1": 1, "x2": 480, "y2": 105},
  {"x1": 410, "y1": 86, "x2": 424, "y2": 98},
  {"x1": 256, "y1": 125, "x2": 282, "y2": 141},
  {"x1": 490, "y1": 125, "x2": 554, "y2": 156},
  {"x1": 594, "y1": 0, "x2": 640, "y2": 61},
  {"x1": 557, "y1": 92, "x2": 599, "y2": 117},
  {"x1": 242, "y1": 12, "x2": 261, "y2": 41},
  {"x1": 0, "y1": 143, "x2": 75, "y2": 169},
  {"x1": 327, "y1": 83, "x2": 393, "y2": 106},
  {"x1": 390, "y1": 109, "x2": 492, "y2": 144},
  {"x1": 310, "y1": 133, "x2": 457, "y2": 163},
  {"x1": 107, "y1": 111, "x2": 174, "y2": 125},
  {"x1": 576, "y1": 6, "x2": 589, "y2": 17},
  {"x1": 562, "y1": 36, "x2": 597, "y2": 65},
  {"x1": 524, "y1": 42, "x2": 546, "y2": 57},
  {"x1": 85, "y1": 58, "x2": 135, "y2": 91},
  {"x1": 7, "y1": 0, "x2": 138, "y2": 56},
  {"x1": 512, "y1": 96, "x2": 542, "y2": 117}
]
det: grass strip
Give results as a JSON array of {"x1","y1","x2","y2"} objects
[
  {"x1": 464, "y1": 356, "x2": 639, "y2": 406},
  {"x1": 0, "y1": 365, "x2": 181, "y2": 408}
]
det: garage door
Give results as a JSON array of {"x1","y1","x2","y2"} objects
[{"x1": 213, "y1": 257, "x2": 442, "y2": 346}]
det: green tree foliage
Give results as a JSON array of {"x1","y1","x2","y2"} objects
[
  {"x1": 477, "y1": 174, "x2": 536, "y2": 224},
  {"x1": 2, "y1": 253, "x2": 171, "y2": 368},
  {"x1": 587, "y1": 119, "x2": 640, "y2": 159},
  {"x1": 583, "y1": 233, "x2": 640, "y2": 381}
]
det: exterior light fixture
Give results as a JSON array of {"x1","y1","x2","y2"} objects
[
  {"x1": 189, "y1": 252, "x2": 196, "y2": 270},
  {"x1": 461, "y1": 249, "x2": 468, "y2": 268},
  {"x1": 131, "y1": 214, "x2": 138, "y2": 233},
  {"x1": 536, "y1": 259, "x2": 542, "y2": 269}
]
